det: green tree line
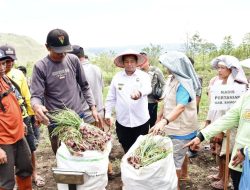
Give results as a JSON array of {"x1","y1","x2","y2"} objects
[{"x1": 24, "y1": 32, "x2": 250, "y2": 87}]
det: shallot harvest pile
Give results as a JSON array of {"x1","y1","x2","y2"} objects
[
  {"x1": 127, "y1": 134, "x2": 171, "y2": 169},
  {"x1": 47, "y1": 108, "x2": 111, "y2": 153}
]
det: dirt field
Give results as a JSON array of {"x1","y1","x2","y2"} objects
[{"x1": 33, "y1": 127, "x2": 232, "y2": 190}]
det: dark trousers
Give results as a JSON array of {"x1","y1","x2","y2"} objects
[
  {"x1": 230, "y1": 169, "x2": 242, "y2": 190},
  {"x1": 116, "y1": 120, "x2": 149, "y2": 153},
  {"x1": 0, "y1": 138, "x2": 33, "y2": 189},
  {"x1": 23, "y1": 116, "x2": 36, "y2": 152},
  {"x1": 48, "y1": 124, "x2": 60, "y2": 155},
  {"x1": 30, "y1": 115, "x2": 40, "y2": 141},
  {"x1": 148, "y1": 103, "x2": 158, "y2": 128}
]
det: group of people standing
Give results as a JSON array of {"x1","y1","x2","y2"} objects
[
  {"x1": 0, "y1": 28, "x2": 113, "y2": 190},
  {"x1": 187, "y1": 56, "x2": 250, "y2": 190},
  {"x1": 0, "y1": 43, "x2": 45, "y2": 190},
  {"x1": 0, "y1": 27, "x2": 249, "y2": 190}
]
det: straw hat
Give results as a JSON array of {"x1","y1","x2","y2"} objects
[{"x1": 114, "y1": 49, "x2": 147, "y2": 68}]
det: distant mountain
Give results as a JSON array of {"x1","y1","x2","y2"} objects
[
  {"x1": 86, "y1": 43, "x2": 184, "y2": 55},
  {"x1": 0, "y1": 33, "x2": 184, "y2": 63},
  {"x1": 0, "y1": 33, "x2": 47, "y2": 65}
]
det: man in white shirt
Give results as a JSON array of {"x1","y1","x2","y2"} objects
[{"x1": 105, "y1": 50, "x2": 152, "y2": 153}]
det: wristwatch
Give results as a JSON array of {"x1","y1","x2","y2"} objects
[{"x1": 163, "y1": 118, "x2": 169, "y2": 125}]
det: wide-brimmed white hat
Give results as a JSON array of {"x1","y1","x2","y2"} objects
[
  {"x1": 240, "y1": 58, "x2": 250, "y2": 69},
  {"x1": 114, "y1": 49, "x2": 147, "y2": 68}
]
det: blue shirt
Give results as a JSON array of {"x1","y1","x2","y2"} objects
[{"x1": 176, "y1": 84, "x2": 191, "y2": 105}]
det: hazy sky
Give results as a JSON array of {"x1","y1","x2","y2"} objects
[{"x1": 1, "y1": 0, "x2": 250, "y2": 48}]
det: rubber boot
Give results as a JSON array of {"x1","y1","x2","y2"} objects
[{"x1": 16, "y1": 176, "x2": 32, "y2": 190}]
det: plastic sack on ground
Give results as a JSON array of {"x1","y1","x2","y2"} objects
[
  {"x1": 56, "y1": 141, "x2": 111, "y2": 190},
  {"x1": 239, "y1": 147, "x2": 250, "y2": 190},
  {"x1": 121, "y1": 135, "x2": 177, "y2": 190}
]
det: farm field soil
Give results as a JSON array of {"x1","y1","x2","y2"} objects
[{"x1": 34, "y1": 128, "x2": 232, "y2": 190}]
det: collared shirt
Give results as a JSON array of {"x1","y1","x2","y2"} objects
[{"x1": 105, "y1": 69, "x2": 152, "y2": 127}]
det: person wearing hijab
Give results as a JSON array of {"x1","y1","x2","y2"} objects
[
  {"x1": 149, "y1": 51, "x2": 201, "y2": 190},
  {"x1": 203, "y1": 55, "x2": 248, "y2": 189},
  {"x1": 186, "y1": 56, "x2": 250, "y2": 190}
]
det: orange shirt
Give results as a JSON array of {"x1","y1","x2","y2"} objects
[{"x1": 0, "y1": 77, "x2": 24, "y2": 144}]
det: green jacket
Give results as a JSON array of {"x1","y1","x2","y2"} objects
[{"x1": 201, "y1": 90, "x2": 250, "y2": 172}]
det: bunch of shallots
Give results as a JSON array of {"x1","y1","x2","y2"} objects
[
  {"x1": 48, "y1": 108, "x2": 111, "y2": 153},
  {"x1": 127, "y1": 134, "x2": 171, "y2": 169},
  {"x1": 79, "y1": 123, "x2": 111, "y2": 151}
]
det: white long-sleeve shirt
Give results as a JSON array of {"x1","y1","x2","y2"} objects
[{"x1": 105, "y1": 69, "x2": 152, "y2": 127}]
